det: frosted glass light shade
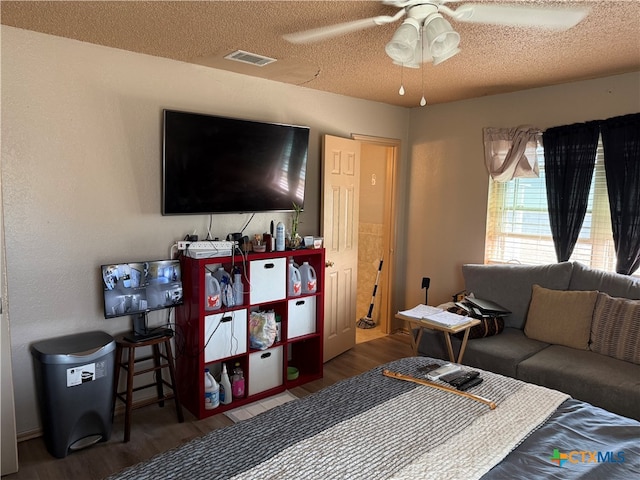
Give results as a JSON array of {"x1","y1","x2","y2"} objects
[
  {"x1": 392, "y1": 35, "x2": 431, "y2": 68},
  {"x1": 424, "y1": 14, "x2": 460, "y2": 58},
  {"x1": 385, "y1": 19, "x2": 420, "y2": 63},
  {"x1": 433, "y1": 47, "x2": 460, "y2": 65}
]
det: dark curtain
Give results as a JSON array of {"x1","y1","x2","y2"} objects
[
  {"x1": 543, "y1": 121, "x2": 600, "y2": 262},
  {"x1": 601, "y1": 113, "x2": 640, "y2": 275}
]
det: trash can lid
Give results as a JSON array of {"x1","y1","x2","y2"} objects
[{"x1": 31, "y1": 331, "x2": 115, "y2": 364}]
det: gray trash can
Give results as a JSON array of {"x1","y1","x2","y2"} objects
[{"x1": 31, "y1": 331, "x2": 116, "y2": 458}]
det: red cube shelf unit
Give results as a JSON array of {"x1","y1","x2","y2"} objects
[{"x1": 175, "y1": 248, "x2": 325, "y2": 419}]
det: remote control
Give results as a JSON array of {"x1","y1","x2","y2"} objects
[
  {"x1": 426, "y1": 363, "x2": 461, "y2": 380},
  {"x1": 439, "y1": 370, "x2": 465, "y2": 383},
  {"x1": 417, "y1": 363, "x2": 441, "y2": 374},
  {"x1": 457, "y1": 376, "x2": 483, "y2": 391},
  {"x1": 449, "y1": 371, "x2": 480, "y2": 388}
]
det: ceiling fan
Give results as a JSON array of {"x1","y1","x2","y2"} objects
[{"x1": 284, "y1": 1, "x2": 591, "y2": 67}]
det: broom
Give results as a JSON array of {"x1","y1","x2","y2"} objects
[{"x1": 357, "y1": 258, "x2": 383, "y2": 329}]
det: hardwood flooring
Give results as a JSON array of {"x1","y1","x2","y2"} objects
[
  {"x1": 355, "y1": 324, "x2": 387, "y2": 344},
  {"x1": 6, "y1": 332, "x2": 412, "y2": 480}
]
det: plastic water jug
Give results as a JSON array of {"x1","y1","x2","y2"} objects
[
  {"x1": 205, "y1": 274, "x2": 221, "y2": 310},
  {"x1": 289, "y1": 263, "x2": 302, "y2": 297},
  {"x1": 300, "y1": 262, "x2": 317, "y2": 294},
  {"x1": 213, "y1": 267, "x2": 234, "y2": 307},
  {"x1": 204, "y1": 368, "x2": 219, "y2": 410}
]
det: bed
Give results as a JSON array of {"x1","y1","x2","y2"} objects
[{"x1": 107, "y1": 357, "x2": 639, "y2": 479}]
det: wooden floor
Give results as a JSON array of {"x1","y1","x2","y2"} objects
[
  {"x1": 355, "y1": 324, "x2": 387, "y2": 344},
  {"x1": 7, "y1": 332, "x2": 412, "y2": 480}
]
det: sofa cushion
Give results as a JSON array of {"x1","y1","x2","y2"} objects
[
  {"x1": 414, "y1": 327, "x2": 549, "y2": 378},
  {"x1": 462, "y1": 327, "x2": 550, "y2": 378},
  {"x1": 462, "y1": 262, "x2": 574, "y2": 329},
  {"x1": 591, "y1": 292, "x2": 640, "y2": 365},
  {"x1": 517, "y1": 345, "x2": 640, "y2": 421},
  {"x1": 569, "y1": 261, "x2": 640, "y2": 298},
  {"x1": 524, "y1": 285, "x2": 597, "y2": 350}
]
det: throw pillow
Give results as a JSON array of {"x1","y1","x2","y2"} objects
[
  {"x1": 591, "y1": 292, "x2": 640, "y2": 365},
  {"x1": 524, "y1": 285, "x2": 597, "y2": 350}
]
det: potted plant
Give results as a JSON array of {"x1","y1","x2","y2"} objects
[{"x1": 290, "y1": 202, "x2": 303, "y2": 248}]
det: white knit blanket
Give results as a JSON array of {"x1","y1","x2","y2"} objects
[
  {"x1": 230, "y1": 369, "x2": 568, "y2": 480},
  {"x1": 109, "y1": 358, "x2": 570, "y2": 480}
]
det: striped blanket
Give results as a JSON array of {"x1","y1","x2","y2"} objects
[{"x1": 110, "y1": 356, "x2": 632, "y2": 480}]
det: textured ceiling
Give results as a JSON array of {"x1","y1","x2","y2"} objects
[{"x1": 2, "y1": 1, "x2": 639, "y2": 107}]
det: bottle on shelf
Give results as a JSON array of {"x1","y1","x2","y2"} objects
[
  {"x1": 213, "y1": 267, "x2": 234, "y2": 307},
  {"x1": 205, "y1": 274, "x2": 221, "y2": 311},
  {"x1": 204, "y1": 368, "x2": 219, "y2": 410},
  {"x1": 219, "y1": 363, "x2": 233, "y2": 405},
  {"x1": 233, "y1": 266, "x2": 243, "y2": 306},
  {"x1": 288, "y1": 258, "x2": 302, "y2": 297},
  {"x1": 300, "y1": 261, "x2": 317, "y2": 293},
  {"x1": 275, "y1": 222, "x2": 285, "y2": 251},
  {"x1": 231, "y1": 362, "x2": 245, "y2": 398}
]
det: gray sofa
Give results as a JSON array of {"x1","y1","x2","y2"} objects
[{"x1": 416, "y1": 261, "x2": 640, "y2": 421}]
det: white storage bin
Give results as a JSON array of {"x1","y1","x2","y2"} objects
[
  {"x1": 249, "y1": 258, "x2": 286, "y2": 304},
  {"x1": 204, "y1": 309, "x2": 247, "y2": 363},
  {"x1": 248, "y1": 345, "x2": 283, "y2": 395},
  {"x1": 287, "y1": 296, "x2": 316, "y2": 339}
]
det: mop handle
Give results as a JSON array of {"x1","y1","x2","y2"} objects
[{"x1": 366, "y1": 259, "x2": 384, "y2": 317}]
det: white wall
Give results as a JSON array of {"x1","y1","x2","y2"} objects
[
  {"x1": 1, "y1": 26, "x2": 410, "y2": 436},
  {"x1": 401, "y1": 71, "x2": 640, "y2": 314}
]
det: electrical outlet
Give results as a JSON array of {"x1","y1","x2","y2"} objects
[{"x1": 177, "y1": 241, "x2": 191, "y2": 250}]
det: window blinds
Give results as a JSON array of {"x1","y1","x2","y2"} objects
[{"x1": 485, "y1": 137, "x2": 617, "y2": 272}]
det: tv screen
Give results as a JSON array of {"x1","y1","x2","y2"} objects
[
  {"x1": 101, "y1": 259, "x2": 183, "y2": 319},
  {"x1": 162, "y1": 109, "x2": 310, "y2": 215}
]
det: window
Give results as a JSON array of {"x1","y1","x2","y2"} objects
[{"x1": 485, "y1": 137, "x2": 618, "y2": 272}]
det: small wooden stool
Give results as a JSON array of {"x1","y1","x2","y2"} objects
[{"x1": 113, "y1": 333, "x2": 184, "y2": 442}]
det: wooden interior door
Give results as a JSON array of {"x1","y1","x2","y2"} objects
[{"x1": 321, "y1": 135, "x2": 361, "y2": 362}]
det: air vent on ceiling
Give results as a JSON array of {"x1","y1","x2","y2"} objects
[{"x1": 224, "y1": 50, "x2": 277, "y2": 67}]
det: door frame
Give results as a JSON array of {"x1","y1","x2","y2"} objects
[
  {"x1": 351, "y1": 134, "x2": 400, "y2": 335},
  {"x1": 1, "y1": 168, "x2": 19, "y2": 475}
]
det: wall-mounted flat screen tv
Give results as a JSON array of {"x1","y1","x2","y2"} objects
[{"x1": 162, "y1": 109, "x2": 310, "y2": 215}]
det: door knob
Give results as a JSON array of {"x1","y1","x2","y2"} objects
[{"x1": 325, "y1": 261, "x2": 334, "y2": 268}]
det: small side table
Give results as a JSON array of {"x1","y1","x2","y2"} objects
[
  {"x1": 396, "y1": 313, "x2": 480, "y2": 363},
  {"x1": 112, "y1": 333, "x2": 184, "y2": 442}
]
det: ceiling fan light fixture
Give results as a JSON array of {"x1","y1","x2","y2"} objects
[
  {"x1": 432, "y1": 47, "x2": 460, "y2": 66},
  {"x1": 424, "y1": 13, "x2": 460, "y2": 59},
  {"x1": 392, "y1": 59, "x2": 420, "y2": 69},
  {"x1": 385, "y1": 18, "x2": 420, "y2": 64},
  {"x1": 392, "y1": 33, "x2": 430, "y2": 68}
]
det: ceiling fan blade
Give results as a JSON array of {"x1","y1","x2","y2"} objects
[
  {"x1": 283, "y1": 17, "x2": 381, "y2": 44},
  {"x1": 283, "y1": 11, "x2": 406, "y2": 44},
  {"x1": 448, "y1": 3, "x2": 590, "y2": 30}
]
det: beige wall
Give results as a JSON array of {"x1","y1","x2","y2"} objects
[
  {"x1": 400, "y1": 72, "x2": 640, "y2": 325},
  {"x1": 1, "y1": 26, "x2": 410, "y2": 436}
]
